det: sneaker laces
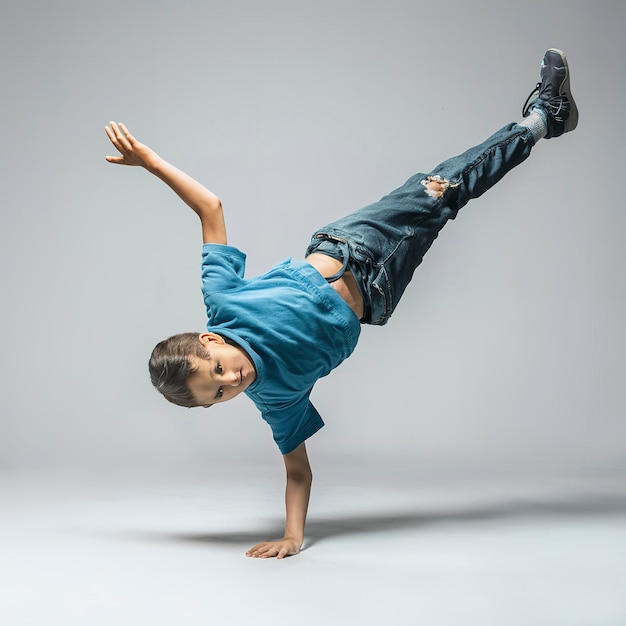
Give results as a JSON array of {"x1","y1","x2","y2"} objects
[
  {"x1": 522, "y1": 82, "x2": 540, "y2": 117},
  {"x1": 522, "y1": 81, "x2": 569, "y2": 120}
]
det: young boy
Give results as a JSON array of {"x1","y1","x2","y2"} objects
[{"x1": 105, "y1": 49, "x2": 578, "y2": 559}]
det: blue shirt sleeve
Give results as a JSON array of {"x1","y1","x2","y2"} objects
[
  {"x1": 259, "y1": 396, "x2": 325, "y2": 455},
  {"x1": 201, "y1": 244, "x2": 246, "y2": 303}
]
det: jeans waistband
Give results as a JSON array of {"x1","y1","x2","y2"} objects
[{"x1": 306, "y1": 234, "x2": 374, "y2": 324}]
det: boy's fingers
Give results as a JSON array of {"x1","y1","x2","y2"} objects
[
  {"x1": 105, "y1": 156, "x2": 125, "y2": 164},
  {"x1": 109, "y1": 121, "x2": 132, "y2": 150},
  {"x1": 115, "y1": 122, "x2": 135, "y2": 147},
  {"x1": 119, "y1": 122, "x2": 135, "y2": 143},
  {"x1": 247, "y1": 540, "x2": 297, "y2": 559},
  {"x1": 246, "y1": 543, "x2": 263, "y2": 554},
  {"x1": 248, "y1": 543, "x2": 273, "y2": 557},
  {"x1": 104, "y1": 125, "x2": 116, "y2": 143},
  {"x1": 105, "y1": 125, "x2": 124, "y2": 153}
]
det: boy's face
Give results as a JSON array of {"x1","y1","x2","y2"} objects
[{"x1": 187, "y1": 333, "x2": 257, "y2": 407}]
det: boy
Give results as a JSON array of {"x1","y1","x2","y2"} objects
[{"x1": 105, "y1": 49, "x2": 578, "y2": 558}]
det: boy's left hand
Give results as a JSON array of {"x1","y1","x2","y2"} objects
[
  {"x1": 246, "y1": 538, "x2": 301, "y2": 559},
  {"x1": 104, "y1": 121, "x2": 158, "y2": 169}
]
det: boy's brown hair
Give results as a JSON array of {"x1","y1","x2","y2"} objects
[{"x1": 149, "y1": 332, "x2": 208, "y2": 407}]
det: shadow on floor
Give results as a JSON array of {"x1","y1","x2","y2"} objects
[{"x1": 120, "y1": 490, "x2": 626, "y2": 550}]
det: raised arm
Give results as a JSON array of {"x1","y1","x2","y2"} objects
[
  {"x1": 246, "y1": 442, "x2": 312, "y2": 559},
  {"x1": 105, "y1": 122, "x2": 226, "y2": 244}
]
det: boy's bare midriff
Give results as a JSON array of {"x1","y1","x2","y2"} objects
[{"x1": 305, "y1": 253, "x2": 364, "y2": 320}]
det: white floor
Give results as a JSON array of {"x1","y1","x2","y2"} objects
[{"x1": 2, "y1": 458, "x2": 625, "y2": 626}]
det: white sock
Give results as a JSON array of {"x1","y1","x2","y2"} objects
[{"x1": 519, "y1": 109, "x2": 547, "y2": 142}]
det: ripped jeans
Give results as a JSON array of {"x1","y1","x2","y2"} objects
[{"x1": 305, "y1": 123, "x2": 535, "y2": 325}]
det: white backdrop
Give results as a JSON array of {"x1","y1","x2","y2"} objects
[{"x1": 1, "y1": 0, "x2": 624, "y2": 478}]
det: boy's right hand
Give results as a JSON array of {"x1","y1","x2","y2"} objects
[
  {"x1": 105, "y1": 121, "x2": 159, "y2": 169},
  {"x1": 246, "y1": 537, "x2": 302, "y2": 559}
]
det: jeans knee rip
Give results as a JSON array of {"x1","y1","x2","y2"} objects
[{"x1": 420, "y1": 175, "x2": 459, "y2": 198}]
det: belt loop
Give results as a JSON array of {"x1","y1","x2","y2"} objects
[{"x1": 325, "y1": 241, "x2": 350, "y2": 284}]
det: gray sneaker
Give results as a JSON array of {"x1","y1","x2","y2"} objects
[{"x1": 522, "y1": 48, "x2": 578, "y2": 139}]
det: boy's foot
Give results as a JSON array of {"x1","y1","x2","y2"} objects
[{"x1": 522, "y1": 48, "x2": 578, "y2": 139}]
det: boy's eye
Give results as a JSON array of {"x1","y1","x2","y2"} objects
[
  {"x1": 216, "y1": 362, "x2": 223, "y2": 374},
  {"x1": 216, "y1": 387, "x2": 223, "y2": 399}
]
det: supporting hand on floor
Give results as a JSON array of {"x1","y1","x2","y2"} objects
[{"x1": 246, "y1": 538, "x2": 302, "y2": 559}]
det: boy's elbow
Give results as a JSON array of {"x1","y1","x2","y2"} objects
[
  {"x1": 287, "y1": 472, "x2": 313, "y2": 487},
  {"x1": 199, "y1": 198, "x2": 223, "y2": 222},
  {"x1": 207, "y1": 196, "x2": 222, "y2": 213},
  {"x1": 286, "y1": 465, "x2": 313, "y2": 484}
]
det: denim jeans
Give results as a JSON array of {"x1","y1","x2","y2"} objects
[{"x1": 305, "y1": 123, "x2": 535, "y2": 325}]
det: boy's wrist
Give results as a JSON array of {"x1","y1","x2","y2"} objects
[
  {"x1": 143, "y1": 152, "x2": 165, "y2": 174},
  {"x1": 282, "y1": 535, "x2": 303, "y2": 547},
  {"x1": 283, "y1": 525, "x2": 305, "y2": 544}
]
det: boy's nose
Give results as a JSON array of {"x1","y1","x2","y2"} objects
[{"x1": 224, "y1": 371, "x2": 240, "y2": 386}]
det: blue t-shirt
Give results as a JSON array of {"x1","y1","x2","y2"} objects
[{"x1": 201, "y1": 244, "x2": 361, "y2": 454}]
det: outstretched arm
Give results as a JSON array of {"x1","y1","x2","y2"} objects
[
  {"x1": 246, "y1": 442, "x2": 312, "y2": 559},
  {"x1": 105, "y1": 121, "x2": 226, "y2": 244}
]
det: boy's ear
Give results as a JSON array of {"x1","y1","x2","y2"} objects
[{"x1": 198, "y1": 332, "x2": 225, "y2": 347}]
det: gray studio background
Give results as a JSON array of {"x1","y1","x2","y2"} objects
[
  {"x1": 2, "y1": 2, "x2": 626, "y2": 625},
  {"x1": 2, "y1": 0, "x2": 624, "y2": 479}
]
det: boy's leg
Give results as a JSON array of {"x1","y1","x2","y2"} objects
[
  {"x1": 308, "y1": 123, "x2": 533, "y2": 324},
  {"x1": 307, "y1": 49, "x2": 577, "y2": 325}
]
